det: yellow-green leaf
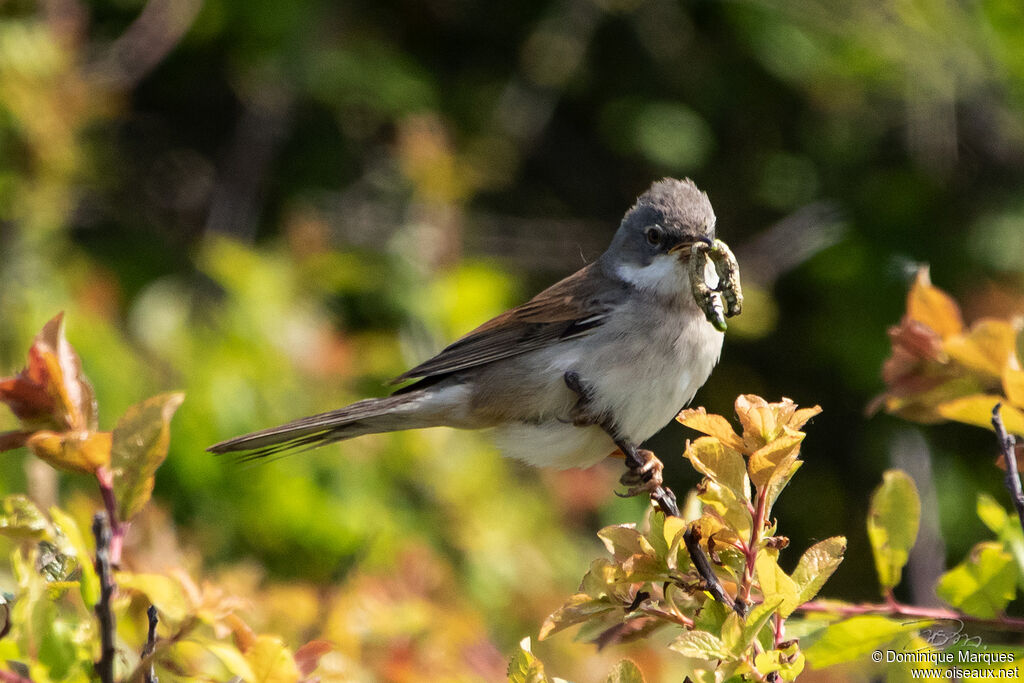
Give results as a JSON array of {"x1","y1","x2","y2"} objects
[
  {"x1": 803, "y1": 615, "x2": 909, "y2": 668},
  {"x1": 604, "y1": 660, "x2": 645, "y2": 683},
  {"x1": 116, "y1": 572, "x2": 192, "y2": 624},
  {"x1": 790, "y1": 536, "x2": 846, "y2": 611},
  {"x1": 246, "y1": 635, "x2": 300, "y2": 683},
  {"x1": 111, "y1": 392, "x2": 185, "y2": 522},
  {"x1": 508, "y1": 638, "x2": 553, "y2": 683},
  {"x1": 1004, "y1": 369, "x2": 1024, "y2": 408},
  {"x1": 906, "y1": 267, "x2": 964, "y2": 339},
  {"x1": 755, "y1": 552, "x2": 800, "y2": 617},
  {"x1": 685, "y1": 436, "x2": 749, "y2": 499},
  {"x1": 944, "y1": 319, "x2": 1021, "y2": 379},
  {"x1": 669, "y1": 630, "x2": 731, "y2": 661},
  {"x1": 867, "y1": 470, "x2": 920, "y2": 591},
  {"x1": 747, "y1": 432, "x2": 803, "y2": 491},
  {"x1": 936, "y1": 395, "x2": 1024, "y2": 435},
  {"x1": 936, "y1": 542, "x2": 1017, "y2": 618},
  {"x1": 49, "y1": 507, "x2": 100, "y2": 607},
  {"x1": 0, "y1": 494, "x2": 51, "y2": 540}
]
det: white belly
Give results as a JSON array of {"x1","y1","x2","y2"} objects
[{"x1": 490, "y1": 306, "x2": 723, "y2": 469}]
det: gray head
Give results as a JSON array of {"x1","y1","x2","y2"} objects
[{"x1": 600, "y1": 178, "x2": 716, "y2": 294}]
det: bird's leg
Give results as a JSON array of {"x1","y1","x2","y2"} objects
[{"x1": 563, "y1": 371, "x2": 680, "y2": 517}]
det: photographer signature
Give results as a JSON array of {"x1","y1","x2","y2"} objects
[{"x1": 906, "y1": 618, "x2": 985, "y2": 650}]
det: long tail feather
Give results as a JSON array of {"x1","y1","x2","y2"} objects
[{"x1": 207, "y1": 393, "x2": 426, "y2": 460}]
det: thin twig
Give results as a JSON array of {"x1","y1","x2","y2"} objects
[
  {"x1": 992, "y1": 404, "x2": 1024, "y2": 535},
  {"x1": 143, "y1": 605, "x2": 159, "y2": 683},
  {"x1": 95, "y1": 466, "x2": 126, "y2": 566},
  {"x1": 92, "y1": 513, "x2": 117, "y2": 683},
  {"x1": 684, "y1": 526, "x2": 745, "y2": 616},
  {"x1": 797, "y1": 599, "x2": 1024, "y2": 632}
]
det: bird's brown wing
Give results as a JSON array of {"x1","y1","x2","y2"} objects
[{"x1": 390, "y1": 262, "x2": 619, "y2": 385}]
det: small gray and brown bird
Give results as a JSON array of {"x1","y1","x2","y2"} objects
[{"x1": 209, "y1": 178, "x2": 738, "y2": 516}]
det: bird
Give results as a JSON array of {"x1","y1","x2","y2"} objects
[{"x1": 209, "y1": 178, "x2": 733, "y2": 516}]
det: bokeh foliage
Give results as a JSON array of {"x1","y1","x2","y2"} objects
[{"x1": 2, "y1": 0, "x2": 1024, "y2": 679}]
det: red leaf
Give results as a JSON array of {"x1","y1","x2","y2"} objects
[{"x1": 0, "y1": 431, "x2": 31, "y2": 453}]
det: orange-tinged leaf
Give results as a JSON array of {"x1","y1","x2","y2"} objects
[
  {"x1": 906, "y1": 267, "x2": 964, "y2": 339},
  {"x1": 294, "y1": 640, "x2": 333, "y2": 677},
  {"x1": 685, "y1": 436, "x2": 749, "y2": 499},
  {"x1": 936, "y1": 395, "x2": 1024, "y2": 435},
  {"x1": 27, "y1": 430, "x2": 111, "y2": 474},
  {"x1": 944, "y1": 319, "x2": 1022, "y2": 379},
  {"x1": 1005, "y1": 369, "x2": 1024, "y2": 408},
  {"x1": 748, "y1": 433, "x2": 804, "y2": 490},
  {"x1": 36, "y1": 313, "x2": 98, "y2": 431},
  {"x1": 246, "y1": 635, "x2": 300, "y2": 683},
  {"x1": 111, "y1": 392, "x2": 185, "y2": 522},
  {"x1": 676, "y1": 407, "x2": 746, "y2": 452},
  {"x1": 788, "y1": 406, "x2": 823, "y2": 431},
  {"x1": 0, "y1": 371, "x2": 54, "y2": 424}
]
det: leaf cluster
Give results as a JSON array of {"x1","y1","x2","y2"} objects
[{"x1": 535, "y1": 396, "x2": 844, "y2": 682}]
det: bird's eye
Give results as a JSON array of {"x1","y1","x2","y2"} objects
[{"x1": 645, "y1": 226, "x2": 664, "y2": 246}]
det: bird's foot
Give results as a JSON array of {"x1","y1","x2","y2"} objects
[{"x1": 617, "y1": 448, "x2": 679, "y2": 517}]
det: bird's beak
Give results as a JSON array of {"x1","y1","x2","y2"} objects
[{"x1": 669, "y1": 236, "x2": 713, "y2": 259}]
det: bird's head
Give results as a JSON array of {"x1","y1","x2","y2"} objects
[{"x1": 602, "y1": 178, "x2": 717, "y2": 298}]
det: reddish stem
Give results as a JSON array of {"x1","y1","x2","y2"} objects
[
  {"x1": 95, "y1": 466, "x2": 125, "y2": 566},
  {"x1": 797, "y1": 600, "x2": 1024, "y2": 632}
]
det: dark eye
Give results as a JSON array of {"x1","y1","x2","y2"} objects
[{"x1": 645, "y1": 226, "x2": 664, "y2": 246}]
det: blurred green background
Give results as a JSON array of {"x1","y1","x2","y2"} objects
[{"x1": 2, "y1": 0, "x2": 1024, "y2": 677}]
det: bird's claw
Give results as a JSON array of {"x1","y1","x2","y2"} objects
[
  {"x1": 689, "y1": 239, "x2": 742, "y2": 332},
  {"x1": 617, "y1": 450, "x2": 679, "y2": 517}
]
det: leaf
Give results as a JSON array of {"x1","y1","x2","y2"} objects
[
  {"x1": 669, "y1": 630, "x2": 731, "y2": 661},
  {"x1": 685, "y1": 437, "x2": 749, "y2": 499},
  {"x1": 116, "y1": 572, "x2": 193, "y2": 624},
  {"x1": 977, "y1": 493, "x2": 1009, "y2": 534},
  {"x1": 936, "y1": 542, "x2": 1017, "y2": 618},
  {"x1": 944, "y1": 319, "x2": 1021, "y2": 379},
  {"x1": 508, "y1": 638, "x2": 553, "y2": 683},
  {"x1": 539, "y1": 593, "x2": 616, "y2": 640},
  {"x1": 204, "y1": 640, "x2": 257, "y2": 682},
  {"x1": 676, "y1": 407, "x2": 746, "y2": 452},
  {"x1": 754, "y1": 552, "x2": 800, "y2": 617},
  {"x1": 866, "y1": 470, "x2": 920, "y2": 591},
  {"x1": 1005, "y1": 369, "x2": 1024, "y2": 408},
  {"x1": 0, "y1": 314, "x2": 98, "y2": 432},
  {"x1": 790, "y1": 537, "x2": 846, "y2": 611},
  {"x1": 294, "y1": 640, "x2": 332, "y2": 677},
  {"x1": 245, "y1": 635, "x2": 300, "y2": 683},
  {"x1": 747, "y1": 432, "x2": 804, "y2": 491},
  {"x1": 111, "y1": 392, "x2": 185, "y2": 521},
  {"x1": 906, "y1": 267, "x2": 964, "y2": 340},
  {"x1": 598, "y1": 524, "x2": 655, "y2": 562},
  {"x1": 604, "y1": 660, "x2": 646, "y2": 683},
  {"x1": 27, "y1": 430, "x2": 112, "y2": 475},
  {"x1": 738, "y1": 598, "x2": 783, "y2": 654},
  {"x1": 936, "y1": 395, "x2": 1024, "y2": 435},
  {"x1": 803, "y1": 615, "x2": 909, "y2": 668},
  {"x1": 0, "y1": 495, "x2": 51, "y2": 540},
  {"x1": 49, "y1": 507, "x2": 100, "y2": 608}
]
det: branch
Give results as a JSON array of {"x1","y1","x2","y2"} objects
[
  {"x1": 684, "y1": 526, "x2": 745, "y2": 616},
  {"x1": 143, "y1": 606, "x2": 159, "y2": 683},
  {"x1": 92, "y1": 513, "x2": 117, "y2": 683},
  {"x1": 992, "y1": 404, "x2": 1024, "y2": 535},
  {"x1": 797, "y1": 599, "x2": 1024, "y2": 632},
  {"x1": 95, "y1": 466, "x2": 126, "y2": 566}
]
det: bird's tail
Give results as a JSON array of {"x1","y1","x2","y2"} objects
[{"x1": 207, "y1": 391, "x2": 434, "y2": 461}]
